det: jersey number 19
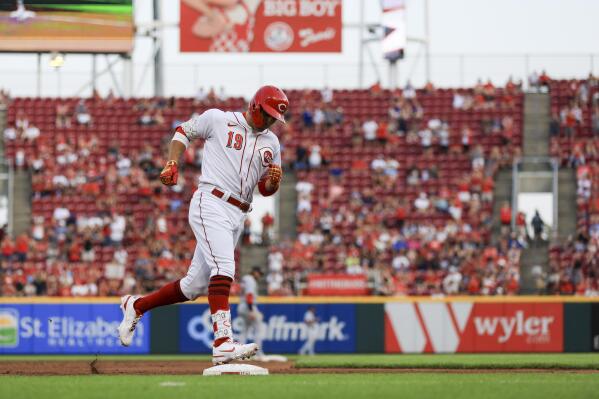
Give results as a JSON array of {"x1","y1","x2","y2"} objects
[{"x1": 226, "y1": 131, "x2": 244, "y2": 150}]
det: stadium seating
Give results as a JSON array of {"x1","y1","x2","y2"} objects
[
  {"x1": 1, "y1": 85, "x2": 525, "y2": 296},
  {"x1": 544, "y1": 78, "x2": 599, "y2": 295},
  {"x1": 268, "y1": 86, "x2": 524, "y2": 295}
]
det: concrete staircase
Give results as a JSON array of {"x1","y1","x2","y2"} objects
[
  {"x1": 518, "y1": 93, "x2": 551, "y2": 293},
  {"x1": 519, "y1": 241, "x2": 549, "y2": 294},
  {"x1": 492, "y1": 93, "x2": 552, "y2": 241},
  {"x1": 1, "y1": 105, "x2": 31, "y2": 237},
  {"x1": 491, "y1": 169, "x2": 513, "y2": 242},
  {"x1": 277, "y1": 167, "x2": 297, "y2": 241},
  {"x1": 492, "y1": 92, "x2": 577, "y2": 293},
  {"x1": 0, "y1": 104, "x2": 5, "y2": 154},
  {"x1": 557, "y1": 169, "x2": 577, "y2": 239},
  {"x1": 239, "y1": 245, "x2": 268, "y2": 278},
  {"x1": 239, "y1": 168, "x2": 297, "y2": 293},
  {"x1": 522, "y1": 93, "x2": 550, "y2": 158},
  {"x1": 0, "y1": 106, "x2": 31, "y2": 236},
  {"x1": 11, "y1": 171, "x2": 31, "y2": 236}
]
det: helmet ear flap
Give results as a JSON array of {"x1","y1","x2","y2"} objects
[{"x1": 252, "y1": 103, "x2": 265, "y2": 129}]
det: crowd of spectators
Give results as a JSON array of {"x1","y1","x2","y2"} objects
[
  {"x1": 266, "y1": 79, "x2": 526, "y2": 296},
  {"x1": 453, "y1": 77, "x2": 522, "y2": 111},
  {"x1": 537, "y1": 75, "x2": 599, "y2": 295},
  {"x1": 0, "y1": 94, "x2": 218, "y2": 296},
  {"x1": 4, "y1": 76, "x2": 597, "y2": 297}
]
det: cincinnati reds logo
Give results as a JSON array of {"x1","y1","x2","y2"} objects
[
  {"x1": 264, "y1": 22, "x2": 294, "y2": 52},
  {"x1": 278, "y1": 103, "x2": 287, "y2": 113},
  {"x1": 259, "y1": 147, "x2": 274, "y2": 167}
]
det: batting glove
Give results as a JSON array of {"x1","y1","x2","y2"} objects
[
  {"x1": 258, "y1": 164, "x2": 282, "y2": 196},
  {"x1": 265, "y1": 164, "x2": 282, "y2": 186},
  {"x1": 160, "y1": 160, "x2": 178, "y2": 186}
]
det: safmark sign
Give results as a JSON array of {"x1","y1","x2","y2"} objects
[
  {"x1": 180, "y1": 304, "x2": 355, "y2": 353},
  {"x1": 385, "y1": 302, "x2": 563, "y2": 353}
]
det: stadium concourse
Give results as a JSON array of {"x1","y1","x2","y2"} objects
[{"x1": 0, "y1": 78, "x2": 596, "y2": 297}]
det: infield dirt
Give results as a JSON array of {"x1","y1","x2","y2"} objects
[{"x1": 1, "y1": 360, "x2": 598, "y2": 376}]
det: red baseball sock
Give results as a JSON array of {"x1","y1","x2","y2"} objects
[
  {"x1": 133, "y1": 279, "x2": 188, "y2": 315},
  {"x1": 208, "y1": 275, "x2": 232, "y2": 347}
]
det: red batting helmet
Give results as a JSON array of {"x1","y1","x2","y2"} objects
[{"x1": 248, "y1": 85, "x2": 289, "y2": 130}]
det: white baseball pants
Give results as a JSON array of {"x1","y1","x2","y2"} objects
[{"x1": 180, "y1": 189, "x2": 246, "y2": 300}]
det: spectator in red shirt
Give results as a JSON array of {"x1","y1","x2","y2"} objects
[
  {"x1": 1, "y1": 237, "x2": 15, "y2": 261},
  {"x1": 559, "y1": 274, "x2": 574, "y2": 295},
  {"x1": 506, "y1": 273, "x2": 520, "y2": 295},
  {"x1": 516, "y1": 211, "x2": 528, "y2": 239},
  {"x1": 481, "y1": 176, "x2": 495, "y2": 202},
  {"x1": 467, "y1": 274, "x2": 481, "y2": 295},
  {"x1": 14, "y1": 233, "x2": 29, "y2": 262},
  {"x1": 370, "y1": 81, "x2": 382, "y2": 97},
  {"x1": 500, "y1": 201, "x2": 512, "y2": 226},
  {"x1": 538, "y1": 70, "x2": 550, "y2": 90},
  {"x1": 68, "y1": 239, "x2": 82, "y2": 262},
  {"x1": 394, "y1": 201, "x2": 408, "y2": 229}
]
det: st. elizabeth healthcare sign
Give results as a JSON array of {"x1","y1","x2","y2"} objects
[{"x1": 0, "y1": 304, "x2": 149, "y2": 354}]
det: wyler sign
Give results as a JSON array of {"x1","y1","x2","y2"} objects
[
  {"x1": 385, "y1": 302, "x2": 563, "y2": 353},
  {"x1": 180, "y1": 0, "x2": 342, "y2": 52}
]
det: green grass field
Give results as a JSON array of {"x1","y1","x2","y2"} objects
[
  {"x1": 2, "y1": 373, "x2": 599, "y2": 399},
  {"x1": 296, "y1": 353, "x2": 599, "y2": 369},
  {"x1": 2, "y1": 354, "x2": 599, "y2": 399}
]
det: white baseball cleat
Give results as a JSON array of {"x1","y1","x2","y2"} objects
[
  {"x1": 118, "y1": 295, "x2": 142, "y2": 347},
  {"x1": 212, "y1": 340, "x2": 259, "y2": 365}
]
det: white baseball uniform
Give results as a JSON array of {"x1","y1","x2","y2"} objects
[
  {"x1": 299, "y1": 308, "x2": 318, "y2": 355},
  {"x1": 173, "y1": 109, "x2": 281, "y2": 300},
  {"x1": 237, "y1": 274, "x2": 264, "y2": 355}
]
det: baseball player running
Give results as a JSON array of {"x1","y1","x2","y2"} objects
[
  {"x1": 237, "y1": 266, "x2": 265, "y2": 359},
  {"x1": 118, "y1": 85, "x2": 288, "y2": 365}
]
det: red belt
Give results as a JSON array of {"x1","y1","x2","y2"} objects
[{"x1": 211, "y1": 188, "x2": 250, "y2": 213}]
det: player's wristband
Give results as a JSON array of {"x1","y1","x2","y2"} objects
[{"x1": 173, "y1": 126, "x2": 190, "y2": 147}]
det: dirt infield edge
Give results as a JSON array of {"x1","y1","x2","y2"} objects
[{"x1": 1, "y1": 360, "x2": 598, "y2": 376}]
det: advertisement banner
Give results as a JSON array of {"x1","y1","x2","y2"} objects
[
  {"x1": 180, "y1": 0, "x2": 342, "y2": 53},
  {"x1": 592, "y1": 303, "x2": 599, "y2": 351},
  {"x1": 0, "y1": 1, "x2": 133, "y2": 53},
  {"x1": 306, "y1": 274, "x2": 369, "y2": 296},
  {"x1": 0, "y1": 304, "x2": 149, "y2": 354},
  {"x1": 385, "y1": 302, "x2": 563, "y2": 353},
  {"x1": 180, "y1": 303, "x2": 355, "y2": 353}
]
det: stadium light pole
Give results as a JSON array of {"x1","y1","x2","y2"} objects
[
  {"x1": 36, "y1": 53, "x2": 41, "y2": 97},
  {"x1": 92, "y1": 54, "x2": 97, "y2": 96},
  {"x1": 358, "y1": 0, "x2": 365, "y2": 88},
  {"x1": 153, "y1": 0, "x2": 164, "y2": 97},
  {"x1": 50, "y1": 53, "x2": 65, "y2": 97},
  {"x1": 424, "y1": 0, "x2": 430, "y2": 83}
]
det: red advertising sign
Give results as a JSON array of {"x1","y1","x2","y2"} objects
[
  {"x1": 306, "y1": 274, "x2": 369, "y2": 296},
  {"x1": 458, "y1": 303, "x2": 563, "y2": 352},
  {"x1": 385, "y1": 302, "x2": 563, "y2": 353},
  {"x1": 180, "y1": 0, "x2": 342, "y2": 53}
]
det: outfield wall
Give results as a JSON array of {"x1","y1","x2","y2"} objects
[{"x1": 1, "y1": 297, "x2": 598, "y2": 354}]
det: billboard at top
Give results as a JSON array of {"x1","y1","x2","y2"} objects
[
  {"x1": 180, "y1": 0, "x2": 342, "y2": 53},
  {"x1": 0, "y1": 0, "x2": 133, "y2": 53}
]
